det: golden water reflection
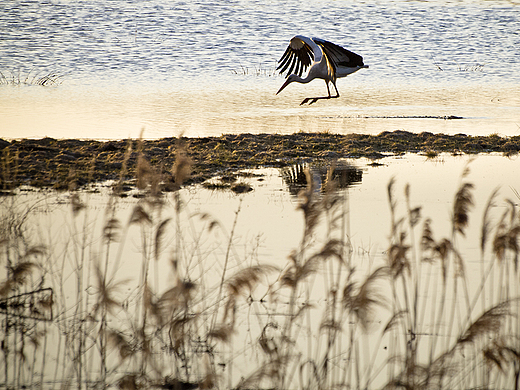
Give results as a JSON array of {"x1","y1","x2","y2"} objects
[{"x1": 1, "y1": 82, "x2": 519, "y2": 140}]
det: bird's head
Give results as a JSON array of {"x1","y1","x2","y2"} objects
[{"x1": 276, "y1": 74, "x2": 297, "y2": 95}]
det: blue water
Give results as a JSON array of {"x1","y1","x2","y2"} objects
[
  {"x1": 1, "y1": 0, "x2": 519, "y2": 138},
  {"x1": 2, "y1": 0, "x2": 519, "y2": 86}
]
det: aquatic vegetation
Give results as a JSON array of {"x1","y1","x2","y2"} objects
[
  {"x1": 2, "y1": 132, "x2": 520, "y2": 190},
  {"x1": 423, "y1": 149, "x2": 438, "y2": 159},
  {"x1": 231, "y1": 64, "x2": 277, "y2": 77},
  {"x1": 457, "y1": 63, "x2": 485, "y2": 72},
  {"x1": 1, "y1": 142, "x2": 520, "y2": 389},
  {"x1": 0, "y1": 68, "x2": 64, "y2": 86}
]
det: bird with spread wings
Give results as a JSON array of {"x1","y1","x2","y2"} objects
[{"x1": 276, "y1": 35, "x2": 368, "y2": 105}]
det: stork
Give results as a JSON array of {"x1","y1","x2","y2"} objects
[{"x1": 276, "y1": 35, "x2": 368, "y2": 105}]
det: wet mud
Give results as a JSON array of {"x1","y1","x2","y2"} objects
[{"x1": 1, "y1": 130, "x2": 519, "y2": 191}]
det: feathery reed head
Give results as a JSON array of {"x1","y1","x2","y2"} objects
[
  {"x1": 458, "y1": 301, "x2": 511, "y2": 345},
  {"x1": 481, "y1": 187, "x2": 500, "y2": 252},
  {"x1": 342, "y1": 266, "x2": 389, "y2": 331},
  {"x1": 297, "y1": 168, "x2": 322, "y2": 238},
  {"x1": 387, "y1": 232, "x2": 411, "y2": 278},
  {"x1": 108, "y1": 330, "x2": 134, "y2": 361},
  {"x1": 0, "y1": 261, "x2": 38, "y2": 297},
  {"x1": 453, "y1": 182, "x2": 474, "y2": 236},
  {"x1": 172, "y1": 138, "x2": 192, "y2": 191},
  {"x1": 225, "y1": 264, "x2": 279, "y2": 297}
]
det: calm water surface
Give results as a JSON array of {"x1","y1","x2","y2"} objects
[
  {"x1": 12, "y1": 153, "x2": 520, "y2": 298},
  {"x1": 6, "y1": 153, "x2": 520, "y2": 388},
  {"x1": 1, "y1": 0, "x2": 519, "y2": 139}
]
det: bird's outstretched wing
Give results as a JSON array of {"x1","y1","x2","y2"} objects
[
  {"x1": 313, "y1": 38, "x2": 365, "y2": 69},
  {"x1": 276, "y1": 37, "x2": 314, "y2": 78}
]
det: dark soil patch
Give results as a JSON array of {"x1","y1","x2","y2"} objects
[{"x1": 1, "y1": 131, "x2": 518, "y2": 190}]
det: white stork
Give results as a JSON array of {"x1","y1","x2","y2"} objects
[{"x1": 276, "y1": 35, "x2": 368, "y2": 105}]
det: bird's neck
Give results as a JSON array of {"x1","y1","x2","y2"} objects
[{"x1": 295, "y1": 74, "x2": 313, "y2": 84}]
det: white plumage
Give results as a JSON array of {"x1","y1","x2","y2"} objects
[{"x1": 276, "y1": 35, "x2": 368, "y2": 105}]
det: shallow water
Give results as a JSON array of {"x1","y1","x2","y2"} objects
[
  {"x1": 3, "y1": 153, "x2": 520, "y2": 388},
  {"x1": 1, "y1": 0, "x2": 519, "y2": 139},
  {"x1": 7, "y1": 153, "x2": 520, "y2": 310}
]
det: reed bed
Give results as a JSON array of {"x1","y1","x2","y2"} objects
[{"x1": 1, "y1": 142, "x2": 520, "y2": 390}]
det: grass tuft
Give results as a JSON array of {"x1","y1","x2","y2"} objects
[{"x1": 0, "y1": 68, "x2": 65, "y2": 86}]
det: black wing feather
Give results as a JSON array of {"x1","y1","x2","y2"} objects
[
  {"x1": 277, "y1": 39, "x2": 314, "y2": 78},
  {"x1": 276, "y1": 48, "x2": 291, "y2": 72},
  {"x1": 278, "y1": 47, "x2": 291, "y2": 68},
  {"x1": 278, "y1": 51, "x2": 293, "y2": 75},
  {"x1": 313, "y1": 38, "x2": 364, "y2": 68},
  {"x1": 287, "y1": 55, "x2": 297, "y2": 76}
]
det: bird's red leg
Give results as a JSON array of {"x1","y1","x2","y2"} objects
[
  {"x1": 300, "y1": 81, "x2": 339, "y2": 105},
  {"x1": 332, "y1": 82, "x2": 340, "y2": 98}
]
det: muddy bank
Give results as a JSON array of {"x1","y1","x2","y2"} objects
[{"x1": 1, "y1": 131, "x2": 519, "y2": 190}]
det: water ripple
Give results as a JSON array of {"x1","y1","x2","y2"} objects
[{"x1": 1, "y1": 0, "x2": 518, "y2": 88}]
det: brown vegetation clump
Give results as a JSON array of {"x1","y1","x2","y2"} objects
[{"x1": 1, "y1": 131, "x2": 520, "y2": 190}]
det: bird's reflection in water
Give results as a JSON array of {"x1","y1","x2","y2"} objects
[{"x1": 281, "y1": 162, "x2": 362, "y2": 196}]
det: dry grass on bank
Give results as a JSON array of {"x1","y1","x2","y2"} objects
[{"x1": 1, "y1": 130, "x2": 519, "y2": 190}]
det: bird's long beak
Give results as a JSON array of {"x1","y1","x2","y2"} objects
[{"x1": 276, "y1": 79, "x2": 291, "y2": 95}]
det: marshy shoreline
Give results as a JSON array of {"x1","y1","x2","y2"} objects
[{"x1": 1, "y1": 130, "x2": 519, "y2": 190}]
